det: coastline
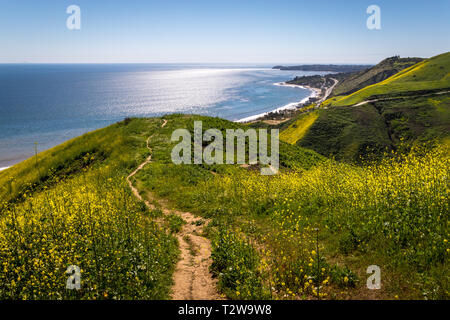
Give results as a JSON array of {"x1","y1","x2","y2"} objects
[
  {"x1": 1, "y1": 81, "x2": 320, "y2": 167},
  {"x1": 235, "y1": 82, "x2": 320, "y2": 123}
]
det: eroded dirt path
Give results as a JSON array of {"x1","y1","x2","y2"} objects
[
  {"x1": 126, "y1": 118, "x2": 168, "y2": 205},
  {"x1": 126, "y1": 118, "x2": 221, "y2": 300},
  {"x1": 170, "y1": 209, "x2": 221, "y2": 300}
]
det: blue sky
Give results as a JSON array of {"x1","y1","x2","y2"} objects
[{"x1": 0, "y1": 0, "x2": 449, "y2": 63}]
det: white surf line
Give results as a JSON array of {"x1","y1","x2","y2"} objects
[
  {"x1": 0, "y1": 167, "x2": 10, "y2": 171},
  {"x1": 235, "y1": 82, "x2": 318, "y2": 123}
]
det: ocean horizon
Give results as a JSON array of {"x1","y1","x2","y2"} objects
[{"x1": 0, "y1": 63, "x2": 325, "y2": 167}]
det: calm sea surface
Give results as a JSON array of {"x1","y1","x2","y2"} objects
[{"x1": 0, "y1": 64, "x2": 323, "y2": 167}]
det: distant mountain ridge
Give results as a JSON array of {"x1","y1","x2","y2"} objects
[{"x1": 272, "y1": 64, "x2": 371, "y2": 73}]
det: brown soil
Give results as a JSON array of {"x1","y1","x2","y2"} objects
[{"x1": 262, "y1": 119, "x2": 290, "y2": 125}]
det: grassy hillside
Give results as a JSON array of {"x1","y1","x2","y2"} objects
[
  {"x1": 280, "y1": 111, "x2": 319, "y2": 145},
  {"x1": 298, "y1": 106, "x2": 392, "y2": 161},
  {"x1": 284, "y1": 53, "x2": 450, "y2": 161},
  {"x1": 0, "y1": 118, "x2": 179, "y2": 299},
  {"x1": 331, "y1": 56, "x2": 424, "y2": 97},
  {"x1": 332, "y1": 52, "x2": 450, "y2": 106},
  {"x1": 1, "y1": 50, "x2": 449, "y2": 300},
  {"x1": 0, "y1": 114, "x2": 448, "y2": 300},
  {"x1": 299, "y1": 92, "x2": 450, "y2": 161},
  {"x1": 0, "y1": 115, "x2": 323, "y2": 299},
  {"x1": 134, "y1": 115, "x2": 449, "y2": 299},
  {"x1": 0, "y1": 118, "x2": 152, "y2": 206}
]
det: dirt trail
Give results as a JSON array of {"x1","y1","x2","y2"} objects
[
  {"x1": 126, "y1": 118, "x2": 221, "y2": 300},
  {"x1": 170, "y1": 209, "x2": 221, "y2": 300},
  {"x1": 126, "y1": 119, "x2": 168, "y2": 206},
  {"x1": 352, "y1": 89, "x2": 450, "y2": 107}
]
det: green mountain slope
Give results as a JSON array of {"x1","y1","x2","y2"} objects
[
  {"x1": 1, "y1": 114, "x2": 448, "y2": 299},
  {"x1": 136, "y1": 116, "x2": 449, "y2": 300},
  {"x1": 0, "y1": 115, "x2": 322, "y2": 208},
  {"x1": 298, "y1": 105, "x2": 393, "y2": 161},
  {"x1": 332, "y1": 52, "x2": 450, "y2": 106},
  {"x1": 281, "y1": 52, "x2": 450, "y2": 161},
  {"x1": 280, "y1": 110, "x2": 319, "y2": 144},
  {"x1": 331, "y1": 56, "x2": 423, "y2": 96},
  {"x1": 0, "y1": 115, "x2": 324, "y2": 299},
  {"x1": 0, "y1": 118, "x2": 153, "y2": 205},
  {"x1": 0, "y1": 118, "x2": 180, "y2": 299}
]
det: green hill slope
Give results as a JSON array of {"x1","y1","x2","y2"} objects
[
  {"x1": 331, "y1": 56, "x2": 424, "y2": 97},
  {"x1": 332, "y1": 52, "x2": 450, "y2": 106},
  {"x1": 1, "y1": 114, "x2": 448, "y2": 299},
  {"x1": 135, "y1": 116, "x2": 449, "y2": 300},
  {"x1": 0, "y1": 118, "x2": 180, "y2": 299},
  {"x1": 0, "y1": 115, "x2": 324, "y2": 299},
  {"x1": 280, "y1": 110, "x2": 319, "y2": 144},
  {"x1": 0, "y1": 115, "x2": 322, "y2": 210},
  {"x1": 0, "y1": 118, "x2": 154, "y2": 205},
  {"x1": 287, "y1": 52, "x2": 450, "y2": 161}
]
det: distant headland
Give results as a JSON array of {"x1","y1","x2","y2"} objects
[{"x1": 272, "y1": 64, "x2": 372, "y2": 73}]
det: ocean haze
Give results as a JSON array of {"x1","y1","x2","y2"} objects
[{"x1": 0, "y1": 63, "x2": 322, "y2": 167}]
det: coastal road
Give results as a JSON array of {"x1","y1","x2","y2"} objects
[{"x1": 317, "y1": 78, "x2": 338, "y2": 105}]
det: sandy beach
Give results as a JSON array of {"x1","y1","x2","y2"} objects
[{"x1": 236, "y1": 82, "x2": 319, "y2": 123}]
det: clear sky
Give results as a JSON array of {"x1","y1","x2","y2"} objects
[{"x1": 1, "y1": 0, "x2": 449, "y2": 64}]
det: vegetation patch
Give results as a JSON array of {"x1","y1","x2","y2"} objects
[{"x1": 280, "y1": 111, "x2": 319, "y2": 145}]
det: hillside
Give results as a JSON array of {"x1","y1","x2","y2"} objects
[
  {"x1": 280, "y1": 52, "x2": 450, "y2": 161},
  {"x1": 0, "y1": 118, "x2": 181, "y2": 299},
  {"x1": 1, "y1": 114, "x2": 448, "y2": 300},
  {"x1": 279, "y1": 111, "x2": 319, "y2": 145},
  {"x1": 0, "y1": 115, "x2": 324, "y2": 299},
  {"x1": 331, "y1": 56, "x2": 424, "y2": 97},
  {"x1": 122, "y1": 115, "x2": 450, "y2": 300},
  {"x1": 330, "y1": 52, "x2": 450, "y2": 107}
]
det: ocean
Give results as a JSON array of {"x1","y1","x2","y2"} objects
[{"x1": 0, "y1": 64, "x2": 324, "y2": 167}]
